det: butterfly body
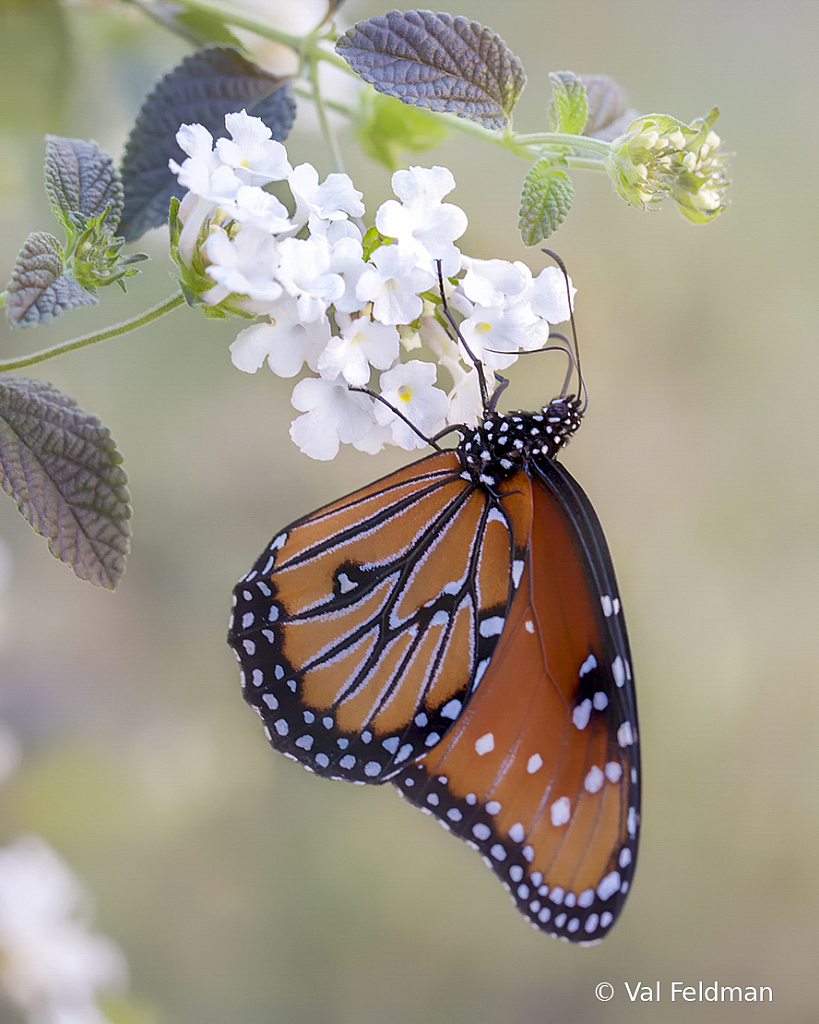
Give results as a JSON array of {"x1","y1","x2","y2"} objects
[{"x1": 228, "y1": 394, "x2": 640, "y2": 942}]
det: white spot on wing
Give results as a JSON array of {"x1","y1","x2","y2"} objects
[
  {"x1": 579, "y1": 653, "x2": 597, "y2": 677},
  {"x1": 475, "y1": 732, "x2": 495, "y2": 755},
  {"x1": 479, "y1": 616, "x2": 505, "y2": 637},
  {"x1": 550, "y1": 796, "x2": 571, "y2": 827},
  {"x1": 508, "y1": 822, "x2": 525, "y2": 843},
  {"x1": 584, "y1": 766, "x2": 604, "y2": 794},
  {"x1": 527, "y1": 753, "x2": 543, "y2": 774},
  {"x1": 617, "y1": 721, "x2": 635, "y2": 747},
  {"x1": 601, "y1": 595, "x2": 613, "y2": 617},
  {"x1": 512, "y1": 559, "x2": 524, "y2": 588},
  {"x1": 605, "y1": 761, "x2": 623, "y2": 783},
  {"x1": 597, "y1": 871, "x2": 620, "y2": 901},
  {"x1": 572, "y1": 699, "x2": 592, "y2": 730},
  {"x1": 441, "y1": 698, "x2": 462, "y2": 720},
  {"x1": 612, "y1": 656, "x2": 626, "y2": 688}
]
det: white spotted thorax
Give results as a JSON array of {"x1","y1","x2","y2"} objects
[{"x1": 457, "y1": 396, "x2": 583, "y2": 488}]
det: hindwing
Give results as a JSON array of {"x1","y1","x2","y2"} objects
[{"x1": 393, "y1": 461, "x2": 640, "y2": 942}]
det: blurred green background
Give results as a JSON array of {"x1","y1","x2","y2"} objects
[{"x1": 0, "y1": 1, "x2": 817, "y2": 1021}]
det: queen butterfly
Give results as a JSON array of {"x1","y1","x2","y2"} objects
[{"x1": 227, "y1": 263, "x2": 640, "y2": 944}]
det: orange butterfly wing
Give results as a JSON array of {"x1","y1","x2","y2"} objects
[
  {"x1": 228, "y1": 451, "x2": 532, "y2": 783},
  {"x1": 392, "y1": 460, "x2": 640, "y2": 942}
]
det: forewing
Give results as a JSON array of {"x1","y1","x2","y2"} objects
[
  {"x1": 228, "y1": 452, "x2": 533, "y2": 783},
  {"x1": 393, "y1": 460, "x2": 640, "y2": 942}
]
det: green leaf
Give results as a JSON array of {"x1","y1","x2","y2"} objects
[
  {"x1": 580, "y1": 74, "x2": 638, "y2": 140},
  {"x1": 0, "y1": 375, "x2": 131, "y2": 588},
  {"x1": 361, "y1": 226, "x2": 392, "y2": 261},
  {"x1": 119, "y1": 47, "x2": 296, "y2": 241},
  {"x1": 337, "y1": 10, "x2": 526, "y2": 130},
  {"x1": 518, "y1": 162, "x2": 574, "y2": 244},
  {"x1": 549, "y1": 71, "x2": 588, "y2": 135},
  {"x1": 129, "y1": 1, "x2": 245, "y2": 48},
  {"x1": 4, "y1": 232, "x2": 96, "y2": 327},
  {"x1": 356, "y1": 90, "x2": 449, "y2": 170},
  {"x1": 44, "y1": 136, "x2": 124, "y2": 238}
]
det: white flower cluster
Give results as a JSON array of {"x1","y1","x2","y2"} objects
[
  {"x1": 170, "y1": 111, "x2": 575, "y2": 460},
  {"x1": 0, "y1": 837, "x2": 127, "y2": 1024},
  {"x1": 0, "y1": 539, "x2": 126, "y2": 1024}
]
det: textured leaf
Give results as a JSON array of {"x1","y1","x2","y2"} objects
[
  {"x1": 44, "y1": 135, "x2": 123, "y2": 235},
  {"x1": 134, "y1": 3, "x2": 244, "y2": 48},
  {"x1": 549, "y1": 71, "x2": 588, "y2": 135},
  {"x1": 580, "y1": 74, "x2": 639, "y2": 141},
  {"x1": 336, "y1": 10, "x2": 526, "y2": 130},
  {"x1": 5, "y1": 232, "x2": 96, "y2": 327},
  {"x1": 119, "y1": 47, "x2": 296, "y2": 242},
  {"x1": 357, "y1": 89, "x2": 449, "y2": 170},
  {"x1": 0, "y1": 375, "x2": 131, "y2": 588},
  {"x1": 518, "y1": 162, "x2": 574, "y2": 245}
]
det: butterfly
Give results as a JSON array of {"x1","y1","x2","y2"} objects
[{"x1": 227, "y1": 260, "x2": 640, "y2": 944}]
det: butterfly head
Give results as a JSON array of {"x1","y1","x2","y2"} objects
[{"x1": 457, "y1": 395, "x2": 583, "y2": 488}]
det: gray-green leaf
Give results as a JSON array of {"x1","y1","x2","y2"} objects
[
  {"x1": 336, "y1": 10, "x2": 526, "y2": 130},
  {"x1": 4, "y1": 232, "x2": 96, "y2": 327},
  {"x1": 0, "y1": 376, "x2": 131, "y2": 588},
  {"x1": 518, "y1": 163, "x2": 574, "y2": 244},
  {"x1": 44, "y1": 135, "x2": 123, "y2": 236},
  {"x1": 549, "y1": 71, "x2": 588, "y2": 135},
  {"x1": 119, "y1": 47, "x2": 295, "y2": 241},
  {"x1": 581, "y1": 75, "x2": 639, "y2": 140}
]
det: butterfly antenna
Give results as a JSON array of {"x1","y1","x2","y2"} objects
[
  {"x1": 436, "y1": 261, "x2": 490, "y2": 410},
  {"x1": 485, "y1": 338, "x2": 576, "y2": 399},
  {"x1": 542, "y1": 249, "x2": 588, "y2": 413}
]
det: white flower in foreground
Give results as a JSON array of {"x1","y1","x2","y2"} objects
[
  {"x1": 460, "y1": 258, "x2": 530, "y2": 307},
  {"x1": 289, "y1": 163, "x2": 365, "y2": 228},
  {"x1": 276, "y1": 236, "x2": 345, "y2": 323},
  {"x1": 324, "y1": 230, "x2": 369, "y2": 315},
  {"x1": 169, "y1": 125, "x2": 243, "y2": 204},
  {"x1": 375, "y1": 166, "x2": 467, "y2": 277},
  {"x1": 318, "y1": 313, "x2": 400, "y2": 386},
  {"x1": 202, "y1": 226, "x2": 283, "y2": 306},
  {"x1": 457, "y1": 298, "x2": 551, "y2": 371},
  {"x1": 290, "y1": 377, "x2": 379, "y2": 460},
  {"x1": 447, "y1": 365, "x2": 485, "y2": 426},
  {"x1": 214, "y1": 110, "x2": 292, "y2": 185},
  {"x1": 355, "y1": 243, "x2": 436, "y2": 326},
  {"x1": 221, "y1": 185, "x2": 293, "y2": 234},
  {"x1": 375, "y1": 360, "x2": 450, "y2": 450},
  {"x1": 528, "y1": 265, "x2": 575, "y2": 323},
  {"x1": 0, "y1": 837, "x2": 127, "y2": 1023},
  {"x1": 230, "y1": 299, "x2": 331, "y2": 377}
]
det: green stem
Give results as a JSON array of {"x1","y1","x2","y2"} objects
[
  {"x1": 515, "y1": 131, "x2": 612, "y2": 156},
  {"x1": 170, "y1": 0, "x2": 305, "y2": 50},
  {"x1": 308, "y1": 52, "x2": 345, "y2": 173},
  {"x1": 0, "y1": 292, "x2": 186, "y2": 372},
  {"x1": 161, "y1": 0, "x2": 615, "y2": 177}
]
